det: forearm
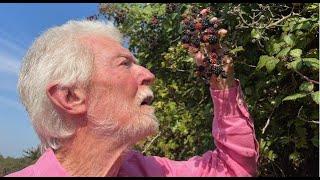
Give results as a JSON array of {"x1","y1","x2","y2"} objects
[{"x1": 210, "y1": 79, "x2": 259, "y2": 176}]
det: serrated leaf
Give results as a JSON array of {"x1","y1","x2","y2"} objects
[
  {"x1": 265, "y1": 57, "x2": 279, "y2": 72},
  {"x1": 299, "y1": 82, "x2": 314, "y2": 92},
  {"x1": 270, "y1": 42, "x2": 282, "y2": 55},
  {"x1": 311, "y1": 91, "x2": 319, "y2": 104},
  {"x1": 290, "y1": 49, "x2": 303, "y2": 58},
  {"x1": 276, "y1": 47, "x2": 291, "y2": 58},
  {"x1": 282, "y1": 93, "x2": 308, "y2": 101},
  {"x1": 287, "y1": 58, "x2": 302, "y2": 70},
  {"x1": 302, "y1": 58, "x2": 319, "y2": 69},
  {"x1": 256, "y1": 55, "x2": 269, "y2": 70},
  {"x1": 284, "y1": 34, "x2": 295, "y2": 47}
]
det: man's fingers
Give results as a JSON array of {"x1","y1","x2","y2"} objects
[{"x1": 218, "y1": 28, "x2": 228, "y2": 38}]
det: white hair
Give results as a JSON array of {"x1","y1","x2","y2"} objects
[{"x1": 17, "y1": 20, "x2": 123, "y2": 153}]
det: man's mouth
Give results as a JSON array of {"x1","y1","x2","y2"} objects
[{"x1": 140, "y1": 95, "x2": 154, "y2": 106}]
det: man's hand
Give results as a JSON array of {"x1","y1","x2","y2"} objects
[{"x1": 188, "y1": 29, "x2": 236, "y2": 90}]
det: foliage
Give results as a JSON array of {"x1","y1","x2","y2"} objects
[
  {"x1": 0, "y1": 147, "x2": 40, "y2": 176},
  {"x1": 99, "y1": 3, "x2": 319, "y2": 176}
]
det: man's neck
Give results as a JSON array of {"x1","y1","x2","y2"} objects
[{"x1": 55, "y1": 127, "x2": 130, "y2": 176}]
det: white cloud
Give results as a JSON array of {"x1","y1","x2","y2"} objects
[
  {"x1": 0, "y1": 37, "x2": 26, "y2": 56},
  {"x1": 0, "y1": 95, "x2": 24, "y2": 111},
  {"x1": 0, "y1": 52, "x2": 21, "y2": 76},
  {"x1": 0, "y1": 33, "x2": 25, "y2": 76}
]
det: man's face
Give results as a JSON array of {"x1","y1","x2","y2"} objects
[{"x1": 84, "y1": 36, "x2": 158, "y2": 143}]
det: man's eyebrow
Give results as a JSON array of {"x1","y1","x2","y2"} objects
[{"x1": 119, "y1": 53, "x2": 138, "y2": 64}]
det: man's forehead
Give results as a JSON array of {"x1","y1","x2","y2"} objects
[
  {"x1": 81, "y1": 35, "x2": 123, "y2": 50},
  {"x1": 81, "y1": 35, "x2": 137, "y2": 62}
]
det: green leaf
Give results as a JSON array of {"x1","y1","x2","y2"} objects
[
  {"x1": 257, "y1": 55, "x2": 279, "y2": 72},
  {"x1": 287, "y1": 58, "x2": 302, "y2": 70},
  {"x1": 282, "y1": 93, "x2": 308, "y2": 101},
  {"x1": 284, "y1": 34, "x2": 295, "y2": 47},
  {"x1": 290, "y1": 49, "x2": 303, "y2": 58},
  {"x1": 276, "y1": 47, "x2": 291, "y2": 58},
  {"x1": 289, "y1": 152, "x2": 299, "y2": 161},
  {"x1": 265, "y1": 57, "x2": 279, "y2": 72},
  {"x1": 299, "y1": 82, "x2": 314, "y2": 92},
  {"x1": 270, "y1": 42, "x2": 282, "y2": 55},
  {"x1": 302, "y1": 58, "x2": 319, "y2": 69},
  {"x1": 230, "y1": 46, "x2": 244, "y2": 54},
  {"x1": 311, "y1": 91, "x2": 319, "y2": 104},
  {"x1": 256, "y1": 55, "x2": 269, "y2": 70},
  {"x1": 251, "y1": 29, "x2": 262, "y2": 39}
]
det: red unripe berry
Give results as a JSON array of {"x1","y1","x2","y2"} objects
[
  {"x1": 210, "y1": 58, "x2": 217, "y2": 64},
  {"x1": 210, "y1": 52, "x2": 218, "y2": 60},
  {"x1": 195, "y1": 22, "x2": 202, "y2": 30}
]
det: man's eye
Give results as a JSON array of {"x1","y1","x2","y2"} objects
[{"x1": 121, "y1": 60, "x2": 131, "y2": 67}]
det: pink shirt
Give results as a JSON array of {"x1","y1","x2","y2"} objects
[{"x1": 6, "y1": 80, "x2": 259, "y2": 177}]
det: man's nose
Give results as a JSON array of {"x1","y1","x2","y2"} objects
[{"x1": 137, "y1": 66, "x2": 155, "y2": 86}]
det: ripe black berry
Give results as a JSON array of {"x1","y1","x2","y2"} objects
[
  {"x1": 197, "y1": 65, "x2": 205, "y2": 72},
  {"x1": 203, "y1": 56, "x2": 210, "y2": 64},
  {"x1": 208, "y1": 35, "x2": 217, "y2": 44},
  {"x1": 188, "y1": 23, "x2": 195, "y2": 31},
  {"x1": 212, "y1": 66, "x2": 223, "y2": 76},
  {"x1": 181, "y1": 35, "x2": 190, "y2": 44},
  {"x1": 202, "y1": 19, "x2": 211, "y2": 30},
  {"x1": 192, "y1": 38, "x2": 200, "y2": 48}
]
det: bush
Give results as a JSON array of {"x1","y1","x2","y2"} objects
[{"x1": 99, "y1": 3, "x2": 319, "y2": 176}]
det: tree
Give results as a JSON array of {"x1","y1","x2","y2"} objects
[{"x1": 98, "y1": 3, "x2": 319, "y2": 176}]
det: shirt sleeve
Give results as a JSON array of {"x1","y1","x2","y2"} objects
[{"x1": 117, "y1": 79, "x2": 259, "y2": 177}]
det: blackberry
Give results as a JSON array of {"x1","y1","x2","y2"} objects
[
  {"x1": 192, "y1": 38, "x2": 200, "y2": 48},
  {"x1": 197, "y1": 65, "x2": 205, "y2": 72},
  {"x1": 188, "y1": 23, "x2": 195, "y2": 31},
  {"x1": 166, "y1": 3, "x2": 177, "y2": 13},
  {"x1": 212, "y1": 66, "x2": 223, "y2": 76},
  {"x1": 203, "y1": 56, "x2": 211, "y2": 64},
  {"x1": 202, "y1": 19, "x2": 211, "y2": 30},
  {"x1": 181, "y1": 35, "x2": 190, "y2": 44},
  {"x1": 208, "y1": 35, "x2": 217, "y2": 44}
]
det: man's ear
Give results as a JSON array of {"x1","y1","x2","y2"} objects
[{"x1": 46, "y1": 83, "x2": 87, "y2": 115}]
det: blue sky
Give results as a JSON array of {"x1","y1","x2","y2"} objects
[{"x1": 0, "y1": 3, "x2": 99, "y2": 158}]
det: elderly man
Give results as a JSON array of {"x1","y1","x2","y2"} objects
[{"x1": 6, "y1": 20, "x2": 258, "y2": 177}]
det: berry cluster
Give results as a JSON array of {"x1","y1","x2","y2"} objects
[
  {"x1": 180, "y1": 7, "x2": 228, "y2": 82},
  {"x1": 166, "y1": 3, "x2": 179, "y2": 13}
]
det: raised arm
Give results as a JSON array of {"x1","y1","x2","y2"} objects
[{"x1": 118, "y1": 78, "x2": 259, "y2": 177}]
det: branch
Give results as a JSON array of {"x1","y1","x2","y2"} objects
[
  {"x1": 142, "y1": 132, "x2": 161, "y2": 154},
  {"x1": 293, "y1": 69, "x2": 319, "y2": 84},
  {"x1": 265, "y1": 13, "x2": 294, "y2": 29},
  {"x1": 297, "y1": 106, "x2": 319, "y2": 124},
  {"x1": 235, "y1": 61, "x2": 257, "y2": 68},
  {"x1": 262, "y1": 105, "x2": 277, "y2": 134}
]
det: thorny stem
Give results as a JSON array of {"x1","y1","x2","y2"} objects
[{"x1": 293, "y1": 69, "x2": 319, "y2": 85}]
